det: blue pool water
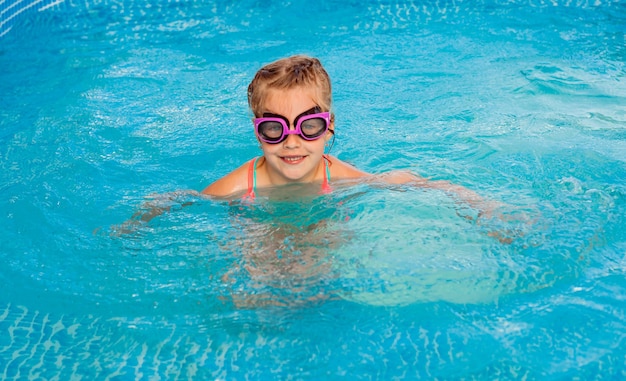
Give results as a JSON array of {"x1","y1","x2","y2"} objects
[{"x1": 1, "y1": 0, "x2": 626, "y2": 379}]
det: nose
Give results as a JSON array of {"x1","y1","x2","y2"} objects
[{"x1": 283, "y1": 131, "x2": 301, "y2": 148}]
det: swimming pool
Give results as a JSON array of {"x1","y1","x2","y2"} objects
[{"x1": 1, "y1": 0, "x2": 625, "y2": 379}]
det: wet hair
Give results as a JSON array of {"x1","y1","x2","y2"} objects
[{"x1": 247, "y1": 55, "x2": 333, "y2": 120}]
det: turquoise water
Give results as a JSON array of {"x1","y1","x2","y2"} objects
[{"x1": 1, "y1": 0, "x2": 626, "y2": 379}]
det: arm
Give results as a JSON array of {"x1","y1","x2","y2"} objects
[
  {"x1": 108, "y1": 190, "x2": 201, "y2": 235},
  {"x1": 328, "y1": 157, "x2": 501, "y2": 218},
  {"x1": 372, "y1": 170, "x2": 503, "y2": 218},
  {"x1": 109, "y1": 160, "x2": 252, "y2": 235},
  {"x1": 374, "y1": 170, "x2": 533, "y2": 244}
]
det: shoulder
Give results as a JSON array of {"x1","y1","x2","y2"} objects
[
  {"x1": 326, "y1": 155, "x2": 370, "y2": 179},
  {"x1": 325, "y1": 156, "x2": 429, "y2": 185},
  {"x1": 201, "y1": 159, "x2": 254, "y2": 197}
]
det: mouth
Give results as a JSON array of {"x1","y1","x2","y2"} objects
[{"x1": 281, "y1": 155, "x2": 306, "y2": 164}]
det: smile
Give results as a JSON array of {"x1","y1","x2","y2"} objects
[{"x1": 282, "y1": 156, "x2": 305, "y2": 164}]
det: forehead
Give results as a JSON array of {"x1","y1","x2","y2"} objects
[{"x1": 262, "y1": 87, "x2": 320, "y2": 115}]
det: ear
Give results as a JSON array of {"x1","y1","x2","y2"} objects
[{"x1": 326, "y1": 120, "x2": 335, "y2": 141}]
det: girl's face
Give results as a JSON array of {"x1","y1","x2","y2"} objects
[{"x1": 257, "y1": 87, "x2": 334, "y2": 185}]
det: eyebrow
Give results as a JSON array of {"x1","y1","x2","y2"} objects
[{"x1": 262, "y1": 106, "x2": 321, "y2": 120}]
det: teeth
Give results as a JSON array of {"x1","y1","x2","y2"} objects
[{"x1": 284, "y1": 156, "x2": 303, "y2": 162}]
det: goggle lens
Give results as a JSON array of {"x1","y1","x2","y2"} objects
[
  {"x1": 254, "y1": 109, "x2": 330, "y2": 144},
  {"x1": 257, "y1": 121, "x2": 285, "y2": 142}
]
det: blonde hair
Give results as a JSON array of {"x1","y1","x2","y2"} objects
[{"x1": 247, "y1": 55, "x2": 333, "y2": 120}]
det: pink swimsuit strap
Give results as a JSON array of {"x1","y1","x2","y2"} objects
[
  {"x1": 243, "y1": 157, "x2": 259, "y2": 199},
  {"x1": 320, "y1": 155, "x2": 332, "y2": 194}
]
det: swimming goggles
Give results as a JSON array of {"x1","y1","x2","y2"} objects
[{"x1": 254, "y1": 106, "x2": 330, "y2": 144}]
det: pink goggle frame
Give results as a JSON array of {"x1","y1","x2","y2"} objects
[{"x1": 254, "y1": 106, "x2": 330, "y2": 144}]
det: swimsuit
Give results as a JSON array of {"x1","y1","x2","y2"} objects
[{"x1": 244, "y1": 156, "x2": 332, "y2": 199}]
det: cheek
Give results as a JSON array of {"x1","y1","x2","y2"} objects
[
  {"x1": 309, "y1": 139, "x2": 327, "y2": 151},
  {"x1": 260, "y1": 143, "x2": 277, "y2": 153}
]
